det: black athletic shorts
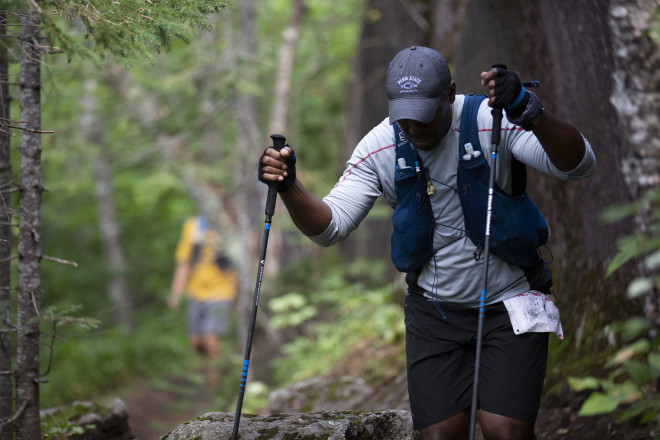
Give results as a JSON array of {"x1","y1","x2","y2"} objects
[{"x1": 405, "y1": 293, "x2": 549, "y2": 430}]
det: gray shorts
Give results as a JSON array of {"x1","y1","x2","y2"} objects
[{"x1": 187, "y1": 299, "x2": 233, "y2": 336}]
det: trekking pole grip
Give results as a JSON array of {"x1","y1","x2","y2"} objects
[
  {"x1": 265, "y1": 134, "x2": 287, "y2": 217},
  {"x1": 490, "y1": 64, "x2": 507, "y2": 147}
]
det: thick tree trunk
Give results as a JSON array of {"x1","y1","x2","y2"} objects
[
  {"x1": 343, "y1": 0, "x2": 429, "y2": 158},
  {"x1": 0, "y1": 10, "x2": 14, "y2": 440},
  {"x1": 450, "y1": 0, "x2": 643, "y2": 356},
  {"x1": 342, "y1": 0, "x2": 465, "y2": 267},
  {"x1": 608, "y1": 0, "x2": 660, "y2": 332},
  {"x1": 16, "y1": 10, "x2": 42, "y2": 440}
]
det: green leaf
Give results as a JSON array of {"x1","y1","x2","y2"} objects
[
  {"x1": 599, "y1": 202, "x2": 640, "y2": 224},
  {"x1": 606, "y1": 233, "x2": 660, "y2": 278},
  {"x1": 619, "y1": 317, "x2": 650, "y2": 342},
  {"x1": 568, "y1": 376, "x2": 601, "y2": 391},
  {"x1": 578, "y1": 392, "x2": 622, "y2": 416},
  {"x1": 623, "y1": 360, "x2": 652, "y2": 384},
  {"x1": 601, "y1": 381, "x2": 643, "y2": 405},
  {"x1": 614, "y1": 400, "x2": 650, "y2": 422},
  {"x1": 605, "y1": 235, "x2": 643, "y2": 277},
  {"x1": 610, "y1": 339, "x2": 651, "y2": 365}
]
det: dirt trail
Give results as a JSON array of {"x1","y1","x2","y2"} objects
[{"x1": 121, "y1": 376, "x2": 217, "y2": 440}]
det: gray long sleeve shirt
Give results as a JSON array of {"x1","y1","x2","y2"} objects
[{"x1": 309, "y1": 95, "x2": 596, "y2": 307}]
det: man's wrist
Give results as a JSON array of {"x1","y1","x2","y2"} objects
[
  {"x1": 506, "y1": 91, "x2": 544, "y2": 131},
  {"x1": 521, "y1": 108, "x2": 544, "y2": 131}
]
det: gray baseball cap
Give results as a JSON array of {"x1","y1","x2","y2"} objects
[{"x1": 386, "y1": 46, "x2": 452, "y2": 124}]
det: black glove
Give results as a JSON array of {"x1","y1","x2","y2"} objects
[
  {"x1": 493, "y1": 67, "x2": 543, "y2": 130},
  {"x1": 258, "y1": 145, "x2": 297, "y2": 193}
]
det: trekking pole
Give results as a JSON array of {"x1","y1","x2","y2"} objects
[
  {"x1": 468, "y1": 65, "x2": 506, "y2": 440},
  {"x1": 467, "y1": 68, "x2": 541, "y2": 440},
  {"x1": 231, "y1": 134, "x2": 286, "y2": 440}
]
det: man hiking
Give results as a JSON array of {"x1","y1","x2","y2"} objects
[{"x1": 258, "y1": 46, "x2": 595, "y2": 440}]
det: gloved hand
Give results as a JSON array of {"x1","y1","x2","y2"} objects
[
  {"x1": 258, "y1": 145, "x2": 297, "y2": 193},
  {"x1": 490, "y1": 67, "x2": 544, "y2": 130},
  {"x1": 492, "y1": 67, "x2": 527, "y2": 116}
]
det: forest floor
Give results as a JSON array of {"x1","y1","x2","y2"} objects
[
  {"x1": 120, "y1": 370, "x2": 657, "y2": 440},
  {"x1": 121, "y1": 373, "x2": 217, "y2": 440}
]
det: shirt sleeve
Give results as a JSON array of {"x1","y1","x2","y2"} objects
[
  {"x1": 309, "y1": 119, "x2": 395, "y2": 247},
  {"x1": 478, "y1": 100, "x2": 596, "y2": 181},
  {"x1": 506, "y1": 127, "x2": 596, "y2": 180},
  {"x1": 174, "y1": 218, "x2": 195, "y2": 263}
]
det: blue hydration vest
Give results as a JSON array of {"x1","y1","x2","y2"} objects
[{"x1": 390, "y1": 94, "x2": 548, "y2": 273}]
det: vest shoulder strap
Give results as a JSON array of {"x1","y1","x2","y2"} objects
[
  {"x1": 458, "y1": 94, "x2": 527, "y2": 195},
  {"x1": 458, "y1": 94, "x2": 486, "y2": 158},
  {"x1": 393, "y1": 122, "x2": 418, "y2": 167}
]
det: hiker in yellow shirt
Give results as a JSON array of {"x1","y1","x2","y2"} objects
[{"x1": 168, "y1": 216, "x2": 238, "y2": 366}]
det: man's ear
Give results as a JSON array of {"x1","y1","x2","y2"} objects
[{"x1": 448, "y1": 81, "x2": 456, "y2": 103}]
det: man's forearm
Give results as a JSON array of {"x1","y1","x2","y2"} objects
[
  {"x1": 280, "y1": 180, "x2": 333, "y2": 237},
  {"x1": 532, "y1": 111, "x2": 586, "y2": 172}
]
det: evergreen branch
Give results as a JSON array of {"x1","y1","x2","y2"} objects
[{"x1": 35, "y1": 0, "x2": 234, "y2": 67}]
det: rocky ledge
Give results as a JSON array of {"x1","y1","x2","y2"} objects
[{"x1": 163, "y1": 409, "x2": 421, "y2": 440}]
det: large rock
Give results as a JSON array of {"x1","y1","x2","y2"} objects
[
  {"x1": 266, "y1": 376, "x2": 374, "y2": 413},
  {"x1": 40, "y1": 398, "x2": 134, "y2": 440},
  {"x1": 163, "y1": 410, "x2": 420, "y2": 440}
]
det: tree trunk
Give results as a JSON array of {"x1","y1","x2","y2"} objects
[
  {"x1": 232, "y1": 0, "x2": 262, "y2": 354},
  {"x1": 608, "y1": 0, "x2": 660, "y2": 332},
  {"x1": 80, "y1": 79, "x2": 134, "y2": 331},
  {"x1": 0, "y1": 10, "x2": 14, "y2": 440},
  {"x1": 268, "y1": 0, "x2": 307, "y2": 135},
  {"x1": 16, "y1": 10, "x2": 42, "y2": 440},
  {"x1": 341, "y1": 0, "x2": 442, "y2": 267},
  {"x1": 450, "y1": 0, "x2": 640, "y2": 357},
  {"x1": 263, "y1": 0, "x2": 307, "y2": 279},
  {"x1": 229, "y1": 0, "x2": 285, "y2": 377}
]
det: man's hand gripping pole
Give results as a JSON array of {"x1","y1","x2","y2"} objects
[{"x1": 265, "y1": 134, "x2": 286, "y2": 219}]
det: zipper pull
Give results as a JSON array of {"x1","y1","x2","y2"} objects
[{"x1": 426, "y1": 180, "x2": 435, "y2": 195}]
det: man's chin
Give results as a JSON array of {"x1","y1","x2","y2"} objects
[{"x1": 412, "y1": 139, "x2": 433, "y2": 150}]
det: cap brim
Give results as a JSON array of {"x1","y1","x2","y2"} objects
[{"x1": 389, "y1": 96, "x2": 442, "y2": 124}]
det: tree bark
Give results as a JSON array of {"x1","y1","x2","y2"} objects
[
  {"x1": 268, "y1": 0, "x2": 307, "y2": 135},
  {"x1": 341, "y1": 0, "x2": 436, "y2": 266},
  {"x1": 0, "y1": 10, "x2": 15, "y2": 440},
  {"x1": 608, "y1": 0, "x2": 660, "y2": 332},
  {"x1": 80, "y1": 78, "x2": 134, "y2": 331},
  {"x1": 16, "y1": 9, "x2": 42, "y2": 440},
  {"x1": 450, "y1": 0, "x2": 640, "y2": 354}
]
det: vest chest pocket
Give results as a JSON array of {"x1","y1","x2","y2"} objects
[{"x1": 391, "y1": 162, "x2": 435, "y2": 273}]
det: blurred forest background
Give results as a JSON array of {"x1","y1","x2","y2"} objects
[{"x1": 1, "y1": 0, "x2": 660, "y2": 438}]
